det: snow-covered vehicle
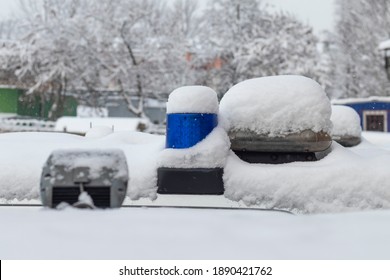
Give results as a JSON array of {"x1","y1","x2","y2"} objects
[{"x1": 2, "y1": 76, "x2": 390, "y2": 259}]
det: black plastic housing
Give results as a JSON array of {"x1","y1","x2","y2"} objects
[{"x1": 157, "y1": 168, "x2": 224, "y2": 195}]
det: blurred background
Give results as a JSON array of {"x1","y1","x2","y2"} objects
[{"x1": 0, "y1": 0, "x2": 389, "y2": 134}]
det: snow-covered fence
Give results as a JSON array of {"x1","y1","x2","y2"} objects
[{"x1": 0, "y1": 118, "x2": 55, "y2": 132}]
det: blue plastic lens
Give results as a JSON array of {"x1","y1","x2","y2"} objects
[{"x1": 166, "y1": 113, "x2": 218, "y2": 149}]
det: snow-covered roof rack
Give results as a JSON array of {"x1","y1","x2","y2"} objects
[{"x1": 332, "y1": 96, "x2": 390, "y2": 105}]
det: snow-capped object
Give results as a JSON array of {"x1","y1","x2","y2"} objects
[
  {"x1": 166, "y1": 86, "x2": 219, "y2": 114},
  {"x1": 4, "y1": 131, "x2": 390, "y2": 213},
  {"x1": 379, "y1": 39, "x2": 390, "y2": 50},
  {"x1": 85, "y1": 126, "x2": 113, "y2": 138},
  {"x1": 158, "y1": 126, "x2": 231, "y2": 168},
  {"x1": 219, "y1": 75, "x2": 332, "y2": 137},
  {"x1": 331, "y1": 105, "x2": 362, "y2": 138}
]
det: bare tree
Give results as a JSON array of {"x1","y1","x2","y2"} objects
[
  {"x1": 329, "y1": 0, "x2": 390, "y2": 98},
  {"x1": 197, "y1": 0, "x2": 325, "y2": 94}
]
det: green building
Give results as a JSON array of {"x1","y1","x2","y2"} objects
[
  {"x1": 0, "y1": 87, "x2": 21, "y2": 114},
  {"x1": 0, "y1": 87, "x2": 77, "y2": 118}
]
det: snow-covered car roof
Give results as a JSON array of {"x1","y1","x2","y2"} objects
[{"x1": 1, "y1": 206, "x2": 390, "y2": 259}]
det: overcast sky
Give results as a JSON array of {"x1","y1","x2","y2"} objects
[
  {"x1": 0, "y1": 0, "x2": 335, "y2": 33},
  {"x1": 0, "y1": 0, "x2": 17, "y2": 18}
]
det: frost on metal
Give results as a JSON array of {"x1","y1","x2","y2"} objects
[{"x1": 47, "y1": 149, "x2": 129, "y2": 181}]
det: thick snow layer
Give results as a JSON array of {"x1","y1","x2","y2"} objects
[
  {"x1": 158, "y1": 126, "x2": 231, "y2": 168},
  {"x1": 55, "y1": 117, "x2": 147, "y2": 134},
  {"x1": 3, "y1": 131, "x2": 390, "y2": 213},
  {"x1": 379, "y1": 39, "x2": 390, "y2": 50},
  {"x1": 166, "y1": 86, "x2": 219, "y2": 114},
  {"x1": 224, "y1": 141, "x2": 390, "y2": 213},
  {"x1": 1, "y1": 207, "x2": 390, "y2": 259},
  {"x1": 220, "y1": 76, "x2": 332, "y2": 137},
  {"x1": 77, "y1": 192, "x2": 94, "y2": 206},
  {"x1": 361, "y1": 131, "x2": 390, "y2": 150},
  {"x1": 331, "y1": 105, "x2": 362, "y2": 137},
  {"x1": 0, "y1": 132, "x2": 164, "y2": 201}
]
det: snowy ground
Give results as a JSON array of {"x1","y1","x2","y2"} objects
[{"x1": 1, "y1": 131, "x2": 390, "y2": 259}]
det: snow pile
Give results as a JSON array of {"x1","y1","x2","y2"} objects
[
  {"x1": 0, "y1": 131, "x2": 164, "y2": 201},
  {"x1": 76, "y1": 192, "x2": 94, "y2": 207},
  {"x1": 48, "y1": 149, "x2": 128, "y2": 181},
  {"x1": 331, "y1": 105, "x2": 362, "y2": 137},
  {"x1": 360, "y1": 132, "x2": 390, "y2": 150},
  {"x1": 4, "y1": 129, "x2": 390, "y2": 213},
  {"x1": 85, "y1": 126, "x2": 113, "y2": 138},
  {"x1": 160, "y1": 85, "x2": 229, "y2": 168},
  {"x1": 158, "y1": 126, "x2": 231, "y2": 168},
  {"x1": 166, "y1": 86, "x2": 219, "y2": 114},
  {"x1": 224, "y1": 142, "x2": 390, "y2": 214},
  {"x1": 106, "y1": 132, "x2": 164, "y2": 200},
  {"x1": 220, "y1": 75, "x2": 332, "y2": 137}
]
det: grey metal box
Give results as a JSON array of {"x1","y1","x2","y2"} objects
[{"x1": 40, "y1": 149, "x2": 128, "y2": 209}]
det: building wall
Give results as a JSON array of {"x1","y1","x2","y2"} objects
[
  {"x1": 1, "y1": 87, "x2": 77, "y2": 118},
  {"x1": 107, "y1": 100, "x2": 166, "y2": 124},
  {"x1": 0, "y1": 88, "x2": 21, "y2": 113},
  {"x1": 17, "y1": 96, "x2": 78, "y2": 118},
  {"x1": 344, "y1": 102, "x2": 390, "y2": 132}
]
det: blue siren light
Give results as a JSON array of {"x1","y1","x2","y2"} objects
[{"x1": 166, "y1": 113, "x2": 218, "y2": 149}]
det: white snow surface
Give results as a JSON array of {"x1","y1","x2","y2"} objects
[
  {"x1": 331, "y1": 105, "x2": 362, "y2": 137},
  {"x1": 1, "y1": 207, "x2": 390, "y2": 259},
  {"x1": 166, "y1": 86, "x2": 219, "y2": 114},
  {"x1": 158, "y1": 126, "x2": 231, "y2": 168},
  {"x1": 77, "y1": 191, "x2": 94, "y2": 206},
  {"x1": 85, "y1": 126, "x2": 113, "y2": 138},
  {"x1": 223, "y1": 141, "x2": 390, "y2": 213},
  {"x1": 220, "y1": 76, "x2": 332, "y2": 137},
  {"x1": 2, "y1": 131, "x2": 390, "y2": 213}
]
